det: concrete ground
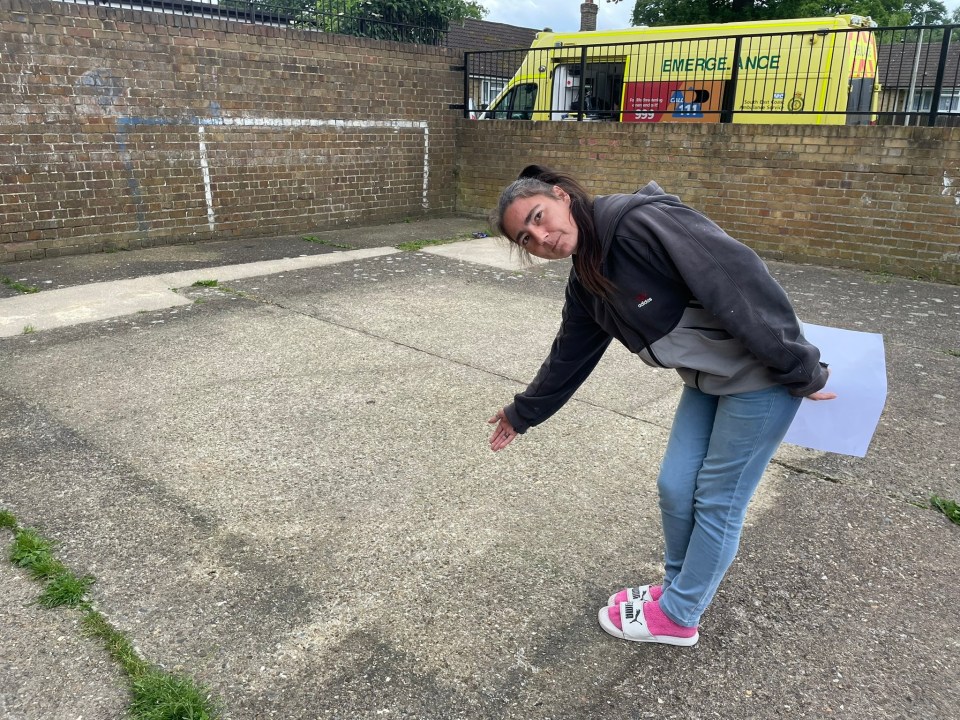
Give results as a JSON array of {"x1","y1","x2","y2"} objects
[{"x1": 0, "y1": 217, "x2": 958, "y2": 720}]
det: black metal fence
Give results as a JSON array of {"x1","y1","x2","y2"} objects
[
  {"x1": 464, "y1": 24, "x2": 960, "y2": 126},
  {"x1": 55, "y1": 0, "x2": 450, "y2": 44}
]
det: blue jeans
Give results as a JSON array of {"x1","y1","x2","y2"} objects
[{"x1": 657, "y1": 385, "x2": 801, "y2": 627}]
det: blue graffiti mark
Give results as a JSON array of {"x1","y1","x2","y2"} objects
[
  {"x1": 114, "y1": 115, "x2": 204, "y2": 233},
  {"x1": 80, "y1": 69, "x2": 124, "y2": 108},
  {"x1": 116, "y1": 116, "x2": 200, "y2": 127},
  {"x1": 114, "y1": 123, "x2": 148, "y2": 233}
]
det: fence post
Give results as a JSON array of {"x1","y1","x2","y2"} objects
[
  {"x1": 720, "y1": 36, "x2": 743, "y2": 124},
  {"x1": 463, "y1": 52, "x2": 471, "y2": 119},
  {"x1": 927, "y1": 26, "x2": 954, "y2": 127},
  {"x1": 577, "y1": 46, "x2": 588, "y2": 121}
]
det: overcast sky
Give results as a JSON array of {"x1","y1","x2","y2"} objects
[{"x1": 481, "y1": 0, "x2": 959, "y2": 32}]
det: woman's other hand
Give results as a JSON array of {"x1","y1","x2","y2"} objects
[
  {"x1": 807, "y1": 367, "x2": 837, "y2": 401},
  {"x1": 488, "y1": 408, "x2": 518, "y2": 452}
]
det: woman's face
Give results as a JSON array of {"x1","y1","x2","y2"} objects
[{"x1": 502, "y1": 186, "x2": 579, "y2": 260}]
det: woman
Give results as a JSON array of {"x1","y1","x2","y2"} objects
[{"x1": 487, "y1": 165, "x2": 835, "y2": 647}]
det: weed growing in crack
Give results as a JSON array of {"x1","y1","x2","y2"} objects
[
  {"x1": 37, "y1": 571, "x2": 94, "y2": 608},
  {"x1": 396, "y1": 237, "x2": 462, "y2": 252},
  {"x1": 931, "y1": 496, "x2": 960, "y2": 526},
  {"x1": 130, "y1": 671, "x2": 218, "y2": 720},
  {"x1": 1, "y1": 276, "x2": 39, "y2": 294},
  {"x1": 0, "y1": 510, "x2": 16, "y2": 530},
  {"x1": 9, "y1": 527, "x2": 57, "y2": 571},
  {"x1": 302, "y1": 235, "x2": 354, "y2": 249},
  {"x1": 2, "y1": 510, "x2": 220, "y2": 718}
]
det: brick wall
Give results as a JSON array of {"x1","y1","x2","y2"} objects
[
  {"x1": 456, "y1": 121, "x2": 960, "y2": 283},
  {"x1": 1, "y1": 0, "x2": 463, "y2": 261},
  {"x1": 4, "y1": 1, "x2": 960, "y2": 282}
]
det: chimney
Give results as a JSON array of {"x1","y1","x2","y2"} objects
[{"x1": 580, "y1": 0, "x2": 598, "y2": 31}]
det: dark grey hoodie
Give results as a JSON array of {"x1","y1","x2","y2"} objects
[{"x1": 504, "y1": 181, "x2": 828, "y2": 434}]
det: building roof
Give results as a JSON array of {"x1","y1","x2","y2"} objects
[
  {"x1": 878, "y1": 40, "x2": 960, "y2": 88},
  {"x1": 445, "y1": 18, "x2": 539, "y2": 52},
  {"x1": 448, "y1": 18, "x2": 541, "y2": 80}
]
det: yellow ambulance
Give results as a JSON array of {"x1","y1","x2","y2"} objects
[{"x1": 479, "y1": 15, "x2": 880, "y2": 125}]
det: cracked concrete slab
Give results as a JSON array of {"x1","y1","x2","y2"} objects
[
  {"x1": 1, "y1": 225, "x2": 958, "y2": 720},
  {"x1": 0, "y1": 247, "x2": 399, "y2": 337},
  {"x1": 0, "y1": 540, "x2": 129, "y2": 719}
]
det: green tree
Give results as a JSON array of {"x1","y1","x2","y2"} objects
[
  {"x1": 605, "y1": 0, "x2": 948, "y2": 27},
  {"x1": 224, "y1": 0, "x2": 486, "y2": 43},
  {"x1": 324, "y1": 0, "x2": 487, "y2": 42}
]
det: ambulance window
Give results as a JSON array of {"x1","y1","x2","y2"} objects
[
  {"x1": 487, "y1": 83, "x2": 538, "y2": 120},
  {"x1": 509, "y1": 83, "x2": 537, "y2": 120}
]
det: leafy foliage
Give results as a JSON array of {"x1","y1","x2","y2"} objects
[
  {"x1": 223, "y1": 0, "x2": 486, "y2": 43},
  {"x1": 308, "y1": 0, "x2": 486, "y2": 42},
  {"x1": 605, "y1": 0, "x2": 951, "y2": 28}
]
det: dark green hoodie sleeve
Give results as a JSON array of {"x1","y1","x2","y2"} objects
[
  {"x1": 621, "y1": 201, "x2": 828, "y2": 397},
  {"x1": 504, "y1": 276, "x2": 613, "y2": 433}
]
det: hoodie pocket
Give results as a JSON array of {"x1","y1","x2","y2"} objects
[{"x1": 652, "y1": 327, "x2": 754, "y2": 377}]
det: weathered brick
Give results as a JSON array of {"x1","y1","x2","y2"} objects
[
  {"x1": 3, "y1": 0, "x2": 958, "y2": 284},
  {"x1": 456, "y1": 119, "x2": 960, "y2": 283},
  {"x1": 2, "y1": 0, "x2": 460, "y2": 262}
]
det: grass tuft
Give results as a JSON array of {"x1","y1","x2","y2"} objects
[
  {"x1": 37, "y1": 571, "x2": 94, "y2": 608},
  {"x1": 191, "y1": 280, "x2": 219, "y2": 288},
  {"x1": 1, "y1": 276, "x2": 40, "y2": 294},
  {"x1": 130, "y1": 670, "x2": 218, "y2": 720},
  {"x1": 0, "y1": 510, "x2": 16, "y2": 530},
  {"x1": 216, "y1": 285, "x2": 249, "y2": 299},
  {"x1": 9, "y1": 527, "x2": 57, "y2": 570},
  {"x1": 81, "y1": 611, "x2": 151, "y2": 677},
  {"x1": 24, "y1": 554, "x2": 68, "y2": 581},
  {"x1": 302, "y1": 235, "x2": 354, "y2": 249},
  {"x1": 931, "y1": 495, "x2": 960, "y2": 526},
  {"x1": 2, "y1": 516, "x2": 221, "y2": 718},
  {"x1": 23, "y1": 325, "x2": 36, "y2": 335}
]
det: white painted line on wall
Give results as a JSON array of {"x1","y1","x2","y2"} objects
[
  {"x1": 944, "y1": 171, "x2": 959, "y2": 206},
  {"x1": 197, "y1": 124, "x2": 216, "y2": 231},
  {"x1": 422, "y1": 125, "x2": 430, "y2": 211},
  {"x1": 195, "y1": 116, "x2": 431, "y2": 228}
]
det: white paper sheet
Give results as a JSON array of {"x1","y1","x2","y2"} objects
[{"x1": 782, "y1": 324, "x2": 887, "y2": 457}]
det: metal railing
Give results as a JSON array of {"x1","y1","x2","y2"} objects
[
  {"x1": 55, "y1": 0, "x2": 449, "y2": 44},
  {"x1": 464, "y1": 24, "x2": 960, "y2": 126}
]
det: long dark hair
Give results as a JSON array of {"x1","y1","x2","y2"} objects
[{"x1": 491, "y1": 165, "x2": 615, "y2": 298}]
